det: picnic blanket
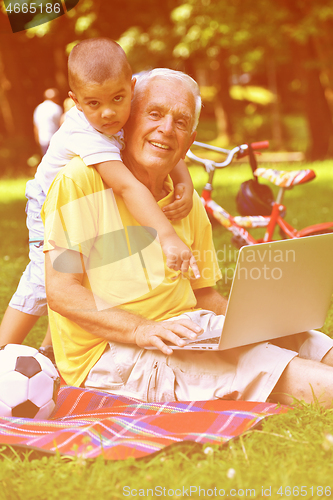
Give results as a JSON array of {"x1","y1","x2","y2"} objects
[{"x1": 0, "y1": 386, "x2": 289, "y2": 460}]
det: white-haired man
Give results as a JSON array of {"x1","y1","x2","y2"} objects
[{"x1": 43, "y1": 69, "x2": 333, "y2": 407}]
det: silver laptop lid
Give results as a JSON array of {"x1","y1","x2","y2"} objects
[{"x1": 218, "y1": 233, "x2": 333, "y2": 350}]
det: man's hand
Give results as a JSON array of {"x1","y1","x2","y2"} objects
[
  {"x1": 134, "y1": 319, "x2": 203, "y2": 355},
  {"x1": 162, "y1": 183, "x2": 193, "y2": 220}
]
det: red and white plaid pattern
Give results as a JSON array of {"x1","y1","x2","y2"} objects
[{"x1": 0, "y1": 386, "x2": 289, "y2": 460}]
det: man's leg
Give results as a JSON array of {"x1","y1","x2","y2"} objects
[
  {"x1": 321, "y1": 347, "x2": 333, "y2": 367},
  {"x1": 269, "y1": 356, "x2": 333, "y2": 408}
]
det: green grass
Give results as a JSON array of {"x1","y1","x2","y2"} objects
[
  {"x1": 1, "y1": 163, "x2": 333, "y2": 499},
  {"x1": 1, "y1": 404, "x2": 333, "y2": 499}
]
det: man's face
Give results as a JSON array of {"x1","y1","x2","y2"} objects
[
  {"x1": 69, "y1": 74, "x2": 135, "y2": 136},
  {"x1": 124, "y1": 77, "x2": 197, "y2": 174}
]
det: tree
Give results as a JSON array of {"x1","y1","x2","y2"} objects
[
  {"x1": 121, "y1": 0, "x2": 333, "y2": 157},
  {"x1": 2, "y1": 0, "x2": 333, "y2": 171},
  {"x1": 175, "y1": 0, "x2": 333, "y2": 157},
  {"x1": 0, "y1": 0, "x2": 183, "y2": 173},
  {"x1": 275, "y1": 0, "x2": 333, "y2": 159}
]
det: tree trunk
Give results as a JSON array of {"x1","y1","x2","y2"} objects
[
  {"x1": 266, "y1": 56, "x2": 283, "y2": 150},
  {"x1": 0, "y1": 47, "x2": 15, "y2": 135},
  {"x1": 0, "y1": 35, "x2": 36, "y2": 140},
  {"x1": 303, "y1": 37, "x2": 333, "y2": 160},
  {"x1": 210, "y1": 49, "x2": 233, "y2": 144},
  {"x1": 54, "y1": 46, "x2": 68, "y2": 93}
]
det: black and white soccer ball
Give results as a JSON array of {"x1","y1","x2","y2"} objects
[{"x1": 0, "y1": 344, "x2": 60, "y2": 419}]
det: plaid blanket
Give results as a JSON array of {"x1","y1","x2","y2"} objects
[{"x1": 0, "y1": 386, "x2": 288, "y2": 460}]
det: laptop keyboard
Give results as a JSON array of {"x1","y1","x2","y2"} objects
[{"x1": 188, "y1": 336, "x2": 220, "y2": 345}]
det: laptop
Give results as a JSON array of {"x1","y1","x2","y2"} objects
[{"x1": 169, "y1": 233, "x2": 333, "y2": 351}]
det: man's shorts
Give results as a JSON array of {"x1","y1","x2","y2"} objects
[
  {"x1": 84, "y1": 309, "x2": 333, "y2": 403},
  {"x1": 9, "y1": 180, "x2": 47, "y2": 316}
]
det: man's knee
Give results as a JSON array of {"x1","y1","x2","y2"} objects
[{"x1": 270, "y1": 357, "x2": 333, "y2": 408}]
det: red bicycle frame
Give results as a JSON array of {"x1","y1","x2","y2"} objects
[{"x1": 188, "y1": 141, "x2": 333, "y2": 246}]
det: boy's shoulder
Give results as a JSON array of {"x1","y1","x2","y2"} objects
[{"x1": 63, "y1": 106, "x2": 88, "y2": 128}]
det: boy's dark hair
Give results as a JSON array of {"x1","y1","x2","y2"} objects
[{"x1": 68, "y1": 38, "x2": 132, "y2": 92}]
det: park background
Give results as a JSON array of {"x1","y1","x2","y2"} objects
[
  {"x1": 1, "y1": 1, "x2": 333, "y2": 497},
  {"x1": 1, "y1": 0, "x2": 333, "y2": 173}
]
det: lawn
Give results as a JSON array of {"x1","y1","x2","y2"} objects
[{"x1": 0, "y1": 159, "x2": 333, "y2": 499}]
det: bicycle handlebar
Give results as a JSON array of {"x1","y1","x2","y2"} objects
[
  {"x1": 186, "y1": 140, "x2": 269, "y2": 171},
  {"x1": 248, "y1": 141, "x2": 269, "y2": 151}
]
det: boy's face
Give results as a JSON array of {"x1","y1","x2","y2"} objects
[{"x1": 69, "y1": 73, "x2": 135, "y2": 136}]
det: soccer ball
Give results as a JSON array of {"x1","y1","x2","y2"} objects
[{"x1": 0, "y1": 344, "x2": 60, "y2": 419}]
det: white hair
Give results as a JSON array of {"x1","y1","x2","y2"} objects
[{"x1": 134, "y1": 68, "x2": 202, "y2": 133}]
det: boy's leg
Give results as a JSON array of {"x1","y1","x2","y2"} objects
[
  {"x1": 40, "y1": 324, "x2": 52, "y2": 347},
  {"x1": 0, "y1": 306, "x2": 39, "y2": 345},
  {"x1": 38, "y1": 324, "x2": 55, "y2": 365},
  {"x1": 2, "y1": 180, "x2": 47, "y2": 347}
]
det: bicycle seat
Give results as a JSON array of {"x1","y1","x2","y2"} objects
[{"x1": 253, "y1": 168, "x2": 316, "y2": 188}]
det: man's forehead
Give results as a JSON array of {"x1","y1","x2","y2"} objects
[
  {"x1": 141, "y1": 79, "x2": 195, "y2": 113},
  {"x1": 146, "y1": 100, "x2": 192, "y2": 118}
]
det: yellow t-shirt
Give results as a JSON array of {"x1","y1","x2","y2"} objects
[{"x1": 42, "y1": 157, "x2": 222, "y2": 386}]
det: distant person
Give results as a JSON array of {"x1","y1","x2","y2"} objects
[
  {"x1": 33, "y1": 88, "x2": 63, "y2": 155},
  {"x1": 0, "y1": 39, "x2": 197, "y2": 360},
  {"x1": 59, "y1": 97, "x2": 75, "y2": 126}
]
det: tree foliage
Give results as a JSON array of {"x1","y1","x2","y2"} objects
[
  {"x1": 122, "y1": 0, "x2": 333, "y2": 157},
  {"x1": 1, "y1": 0, "x2": 333, "y2": 173}
]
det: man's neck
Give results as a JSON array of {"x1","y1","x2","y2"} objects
[{"x1": 122, "y1": 154, "x2": 168, "y2": 201}]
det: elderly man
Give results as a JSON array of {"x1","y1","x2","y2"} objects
[{"x1": 43, "y1": 69, "x2": 333, "y2": 407}]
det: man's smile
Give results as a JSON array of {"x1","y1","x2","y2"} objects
[{"x1": 149, "y1": 141, "x2": 171, "y2": 150}]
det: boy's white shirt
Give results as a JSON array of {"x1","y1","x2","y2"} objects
[{"x1": 34, "y1": 106, "x2": 124, "y2": 196}]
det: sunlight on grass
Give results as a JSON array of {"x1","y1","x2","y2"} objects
[
  {"x1": 0, "y1": 177, "x2": 30, "y2": 203},
  {"x1": 1, "y1": 165, "x2": 333, "y2": 497}
]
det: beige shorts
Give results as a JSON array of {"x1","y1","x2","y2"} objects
[{"x1": 84, "y1": 310, "x2": 333, "y2": 403}]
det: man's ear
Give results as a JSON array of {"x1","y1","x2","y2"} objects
[
  {"x1": 182, "y1": 131, "x2": 197, "y2": 159},
  {"x1": 68, "y1": 91, "x2": 83, "y2": 112},
  {"x1": 131, "y1": 77, "x2": 136, "y2": 99}
]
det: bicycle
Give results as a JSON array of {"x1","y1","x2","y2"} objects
[{"x1": 186, "y1": 141, "x2": 333, "y2": 248}]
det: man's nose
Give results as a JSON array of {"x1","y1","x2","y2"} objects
[{"x1": 158, "y1": 116, "x2": 175, "y2": 135}]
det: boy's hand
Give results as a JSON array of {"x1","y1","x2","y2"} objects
[
  {"x1": 162, "y1": 183, "x2": 193, "y2": 220},
  {"x1": 161, "y1": 233, "x2": 200, "y2": 279}
]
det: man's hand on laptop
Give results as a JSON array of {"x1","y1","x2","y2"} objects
[{"x1": 134, "y1": 319, "x2": 203, "y2": 355}]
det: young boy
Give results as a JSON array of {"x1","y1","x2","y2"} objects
[{"x1": 0, "y1": 38, "x2": 199, "y2": 352}]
